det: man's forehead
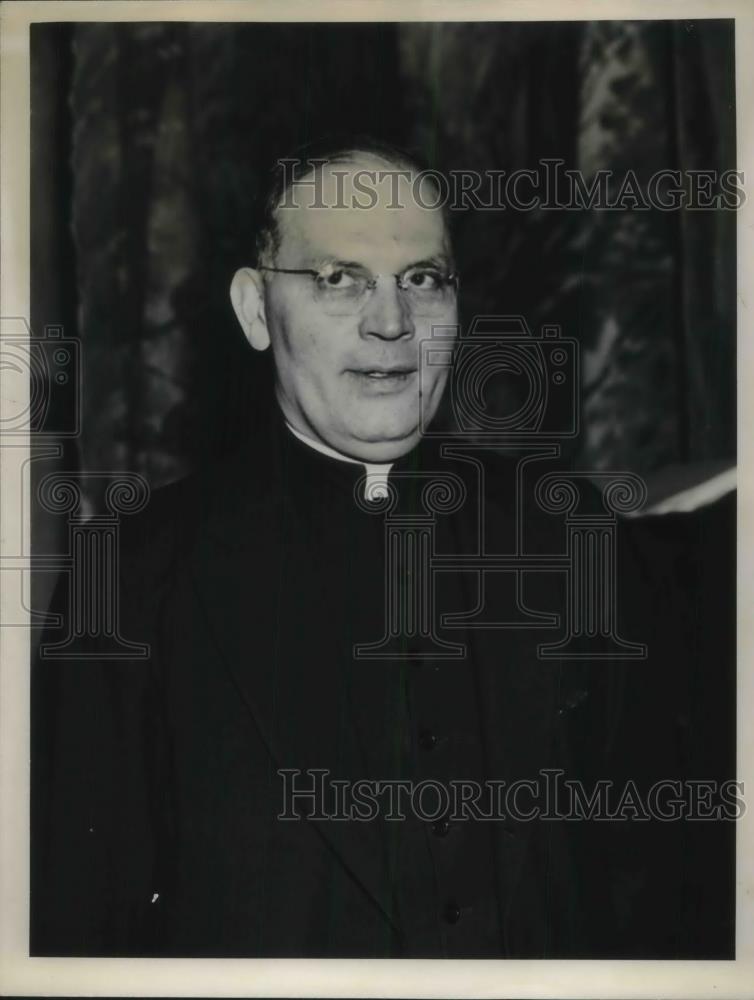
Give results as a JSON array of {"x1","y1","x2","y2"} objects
[{"x1": 274, "y1": 157, "x2": 450, "y2": 267}]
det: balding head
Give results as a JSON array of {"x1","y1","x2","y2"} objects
[
  {"x1": 255, "y1": 138, "x2": 452, "y2": 266},
  {"x1": 231, "y1": 139, "x2": 458, "y2": 463}
]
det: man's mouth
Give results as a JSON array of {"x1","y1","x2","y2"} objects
[
  {"x1": 347, "y1": 366, "x2": 418, "y2": 393},
  {"x1": 349, "y1": 367, "x2": 417, "y2": 379}
]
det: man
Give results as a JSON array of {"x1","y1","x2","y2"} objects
[{"x1": 31, "y1": 139, "x2": 735, "y2": 958}]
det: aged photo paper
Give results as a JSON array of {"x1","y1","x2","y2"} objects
[{"x1": 1, "y1": 0, "x2": 753, "y2": 996}]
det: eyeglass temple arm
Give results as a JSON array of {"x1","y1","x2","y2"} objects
[{"x1": 258, "y1": 266, "x2": 320, "y2": 276}]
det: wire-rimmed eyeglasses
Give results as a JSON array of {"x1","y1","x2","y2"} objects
[{"x1": 258, "y1": 261, "x2": 459, "y2": 317}]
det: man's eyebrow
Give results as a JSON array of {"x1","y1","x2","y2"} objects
[
  {"x1": 308, "y1": 254, "x2": 455, "y2": 271},
  {"x1": 406, "y1": 255, "x2": 453, "y2": 270},
  {"x1": 310, "y1": 256, "x2": 368, "y2": 271}
]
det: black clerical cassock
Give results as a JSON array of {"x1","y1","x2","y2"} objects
[{"x1": 31, "y1": 406, "x2": 735, "y2": 957}]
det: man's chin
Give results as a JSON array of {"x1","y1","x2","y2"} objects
[{"x1": 338, "y1": 423, "x2": 422, "y2": 464}]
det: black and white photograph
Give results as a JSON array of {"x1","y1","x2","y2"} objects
[{"x1": 0, "y1": 0, "x2": 752, "y2": 996}]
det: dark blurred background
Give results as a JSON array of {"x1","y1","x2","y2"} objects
[{"x1": 31, "y1": 19, "x2": 736, "y2": 514}]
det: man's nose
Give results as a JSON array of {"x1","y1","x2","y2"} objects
[{"x1": 358, "y1": 277, "x2": 415, "y2": 341}]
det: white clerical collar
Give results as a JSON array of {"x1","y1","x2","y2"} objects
[{"x1": 285, "y1": 421, "x2": 393, "y2": 500}]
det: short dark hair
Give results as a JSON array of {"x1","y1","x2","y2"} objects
[{"x1": 253, "y1": 134, "x2": 450, "y2": 266}]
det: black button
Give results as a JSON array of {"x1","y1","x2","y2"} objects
[
  {"x1": 432, "y1": 816, "x2": 451, "y2": 837},
  {"x1": 443, "y1": 901, "x2": 461, "y2": 924},
  {"x1": 418, "y1": 729, "x2": 438, "y2": 751}
]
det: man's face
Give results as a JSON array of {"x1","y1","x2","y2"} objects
[{"x1": 255, "y1": 156, "x2": 457, "y2": 463}]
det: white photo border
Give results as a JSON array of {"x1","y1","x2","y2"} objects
[{"x1": 1, "y1": 1, "x2": 752, "y2": 996}]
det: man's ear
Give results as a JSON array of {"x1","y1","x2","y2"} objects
[{"x1": 230, "y1": 268, "x2": 270, "y2": 352}]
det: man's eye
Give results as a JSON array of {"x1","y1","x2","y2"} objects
[
  {"x1": 405, "y1": 268, "x2": 443, "y2": 290},
  {"x1": 317, "y1": 268, "x2": 358, "y2": 289}
]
